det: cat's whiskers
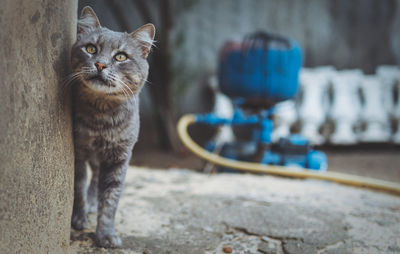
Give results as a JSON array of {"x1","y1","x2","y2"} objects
[
  {"x1": 120, "y1": 82, "x2": 135, "y2": 96},
  {"x1": 119, "y1": 81, "x2": 131, "y2": 99},
  {"x1": 62, "y1": 69, "x2": 94, "y2": 92},
  {"x1": 119, "y1": 83, "x2": 132, "y2": 99},
  {"x1": 119, "y1": 86, "x2": 129, "y2": 99},
  {"x1": 120, "y1": 78, "x2": 136, "y2": 95},
  {"x1": 63, "y1": 68, "x2": 94, "y2": 84},
  {"x1": 63, "y1": 71, "x2": 85, "y2": 86},
  {"x1": 143, "y1": 78, "x2": 151, "y2": 86},
  {"x1": 108, "y1": 74, "x2": 130, "y2": 99},
  {"x1": 103, "y1": 74, "x2": 113, "y2": 96},
  {"x1": 108, "y1": 73, "x2": 135, "y2": 96},
  {"x1": 120, "y1": 86, "x2": 130, "y2": 99}
]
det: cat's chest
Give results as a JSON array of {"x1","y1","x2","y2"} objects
[
  {"x1": 76, "y1": 124, "x2": 134, "y2": 155},
  {"x1": 75, "y1": 111, "x2": 134, "y2": 146},
  {"x1": 76, "y1": 111, "x2": 131, "y2": 132},
  {"x1": 73, "y1": 97, "x2": 139, "y2": 152},
  {"x1": 76, "y1": 123, "x2": 114, "y2": 150}
]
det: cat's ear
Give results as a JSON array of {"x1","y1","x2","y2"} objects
[
  {"x1": 130, "y1": 24, "x2": 156, "y2": 59},
  {"x1": 78, "y1": 6, "x2": 101, "y2": 34}
]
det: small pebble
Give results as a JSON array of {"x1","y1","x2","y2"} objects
[{"x1": 223, "y1": 246, "x2": 233, "y2": 253}]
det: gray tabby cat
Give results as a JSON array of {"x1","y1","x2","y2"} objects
[{"x1": 70, "y1": 6, "x2": 155, "y2": 248}]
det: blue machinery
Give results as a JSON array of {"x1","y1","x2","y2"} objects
[
  {"x1": 202, "y1": 32, "x2": 326, "y2": 171},
  {"x1": 198, "y1": 106, "x2": 327, "y2": 171},
  {"x1": 177, "y1": 32, "x2": 400, "y2": 195}
]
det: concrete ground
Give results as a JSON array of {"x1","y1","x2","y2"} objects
[{"x1": 70, "y1": 167, "x2": 400, "y2": 254}]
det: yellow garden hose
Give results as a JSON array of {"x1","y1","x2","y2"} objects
[{"x1": 177, "y1": 114, "x2": 400, "y2": 196}]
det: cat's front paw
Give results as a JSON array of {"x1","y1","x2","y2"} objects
[
  {"x1": 96, "y1": 232, "x2": 122, "y2": 248},
  {"x1": 71, "y1": 211, "x2": 88, "y2": 230}
]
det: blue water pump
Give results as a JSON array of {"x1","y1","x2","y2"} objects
[
  {"x1": 197, "y1": 32, "x2": 327, "y2": 171},
  {"x1": 219, "y1": 32, "x2": 302, "y2": 104}
]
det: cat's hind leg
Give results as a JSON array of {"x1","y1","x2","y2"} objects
[
  {"x1": 87, "y1": 160, "x2": 99, "y2": 213},
  {"x1": 72, "y1": 156, "x2": 89, "y2": 230}
]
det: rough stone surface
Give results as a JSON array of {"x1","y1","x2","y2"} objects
[
  {"x1": 71, "y1": 167, "x2": 400, "y2": 254},
  {"x1": 0, "y1": 1, "x2": 77, "y2": 253}
]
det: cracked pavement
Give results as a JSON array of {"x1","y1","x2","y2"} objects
[{"x1": 70, "y1": 167, "x2": 400, "y2": 254}]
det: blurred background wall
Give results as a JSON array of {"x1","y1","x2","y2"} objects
[
  {"x1": 172, "y1": 0, "x2": 400, "y2": 113},
  {"x1": 78, "y1": 0, "x2": 400, "y2": 149}
]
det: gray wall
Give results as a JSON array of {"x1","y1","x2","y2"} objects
[
  {"x1": 0, "y1": 0, "x2": 76, "y2": 253},
  {"x1": 77, "y1": 0, "x2": 400, "y2": 115},
  {"x1": 172, "y1": 0, "x2": 400, "y2": 113},
  {"x1": 172, "y1": 0, "x2": 399, "y2": 75}
]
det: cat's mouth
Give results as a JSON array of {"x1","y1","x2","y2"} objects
[{"x1": 87, "y1": 75, "x2": 115, "y2": 87}]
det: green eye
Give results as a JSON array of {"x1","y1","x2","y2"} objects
[
  {"x1": 86, "y1": 44, "x2": 97, "y2": 54},
  {"x1": 115, "y1": 53, "x2": 127, "y2": 61}
]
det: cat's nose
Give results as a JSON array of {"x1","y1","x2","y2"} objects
[{"x1": 95, "y1": 62, "x2": 107, "y2": 72}]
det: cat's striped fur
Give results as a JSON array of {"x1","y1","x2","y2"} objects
[{"x1": 70, "y1": 7, "x2": 155, "y2": 248}]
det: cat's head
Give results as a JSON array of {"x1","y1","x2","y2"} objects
[{"x1": 71, "y1": 6, "x2": 155, "y2": 97}]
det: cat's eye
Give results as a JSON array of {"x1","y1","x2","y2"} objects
[
  {"x1": 115, "y1": 53, "x2": 127, "y2": 62},
  {"x1": 86, "y1": 44, "x2": 97, "y2": 54}
]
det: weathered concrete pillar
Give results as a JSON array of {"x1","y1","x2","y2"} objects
[{"x1": 0, "y1": 1, "x2": 77, "y2": 253}]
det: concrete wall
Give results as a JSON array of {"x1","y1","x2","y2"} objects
[
  {"x1": 172, "y1": 0, "x2": 399, "y2": 75},
  {"x1": 172, "y1": 0, "x2": 400, "y2": 114},
  {"x1": 0, "y1": 0, "x2": 77, "y2": 253},
  {"x1": 76, "y1": 0, "x2": 400, "y2": 116}
]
